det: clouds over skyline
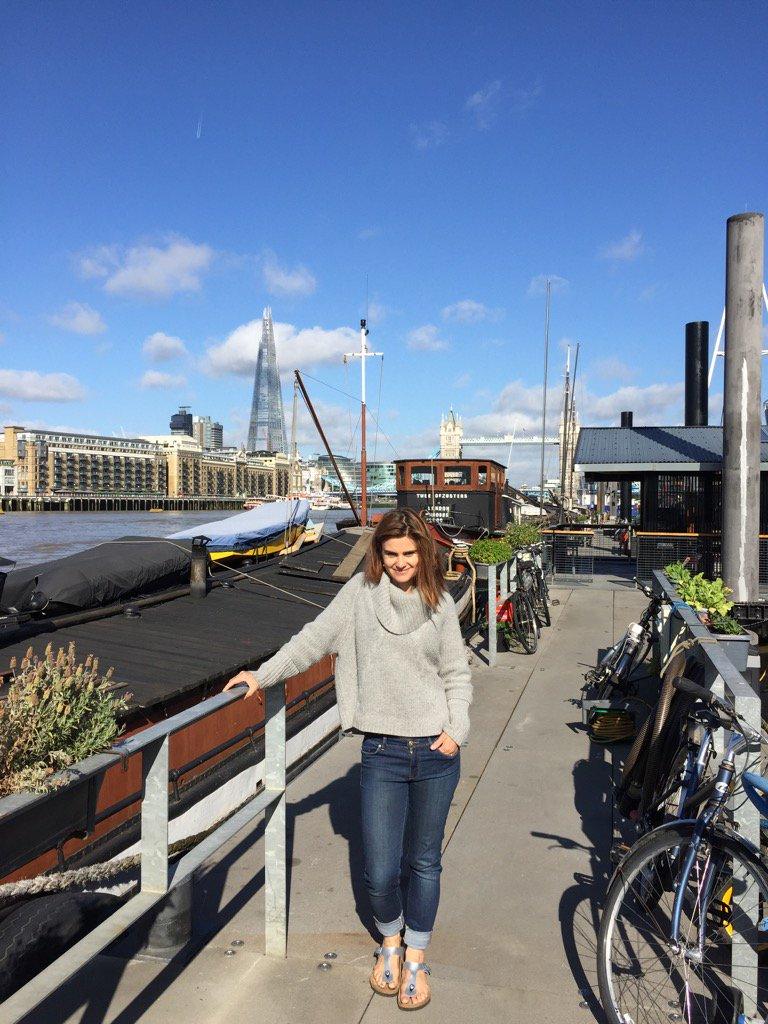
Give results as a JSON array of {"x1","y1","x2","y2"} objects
[
  {"x1": 442, "y1": 299, "x2": 502, "y2": 323},
  {"x1": 409, "y1": 120, "x2": 449, "y2": 150},
  {"x1": 406, "y1": 324, "x2": 448, "y2": 351},
  {"x1": 77, "y1": 236, "x2": 214, "y2": 299},
  {"x1": 262, "y1": 252, "x2": 317, "y2": 297},
  {"x1": 203, "y1": 318, "x2": 357, "y2": 377},
  {"x1": 142, "y1": 331, "x2": 188, "y2": 362},
  {"x1": 48, "y1": 301, "x2": 106, "y2": 335},
  {"x1": 0, "y1": 370, "x2": 86, "y2": 402},
  {"x1": 139, "y1": 370, "x2": 187, "y2": 390},
  {"x1": 600, "y1": 229, "x2": 645, "y2": 262},
  {"x1": 527, "y1": 274, "x2": 569, "y2": 296}
]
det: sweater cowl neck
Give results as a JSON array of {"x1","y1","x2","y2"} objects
[{"x1": 371, "y1": 571, "x2": 432, "y2": 635}]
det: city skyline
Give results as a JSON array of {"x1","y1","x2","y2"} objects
[{"x1": 2, "y1": 2, "x2": 767, "y2": 486}]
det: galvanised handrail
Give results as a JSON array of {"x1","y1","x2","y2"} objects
[
  {"x1": 1, "y1": 683, "x2": 286, "y2": 1024},
  {"x1": 651, "y1": 568, "x2": 761, "y2": 1015}
]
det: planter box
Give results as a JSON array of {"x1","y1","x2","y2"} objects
[
  {"x1": 707, "y1": 631, "x2": 751, "y2": 673},
  {"x1": 0, "y1": 751, "x2": 118, "y2": 878}
]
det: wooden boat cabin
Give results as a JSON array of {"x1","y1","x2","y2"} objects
[{"x1": 395, "y1": 458, "x2": 515, "y2": 535}]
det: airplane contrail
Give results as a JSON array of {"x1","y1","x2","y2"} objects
[{"x1": 196, "y1": 112, "x2": 203, "y2": 139}]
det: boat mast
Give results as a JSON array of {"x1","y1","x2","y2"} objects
[
  {"x1": 538, "y1": 280, "x2": 551, "y2": 519},
  {"x1": 558, "y1": 346, "x2": 571, "y2": 505},
  {"x1": 294, "y1": 371, "x2": 361, "y2": 525},
  {"x1": 289, "y1": 380, "x2": 299, "y2": 499},
  {"x1": 344, "y1": 319, "x2": 382, "y2": 527}
]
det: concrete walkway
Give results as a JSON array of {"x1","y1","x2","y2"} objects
[{"x1": 24, "y1": 583, "x2": 647, "y2": 1024}]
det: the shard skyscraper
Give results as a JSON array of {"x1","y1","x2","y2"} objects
[{"x1": 247, "y1": 307, "x2": 287, "y2": 453}]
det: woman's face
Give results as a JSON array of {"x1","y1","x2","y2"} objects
[{"x1": 381, "y1": 534, "x2": 420, "y2": 589}]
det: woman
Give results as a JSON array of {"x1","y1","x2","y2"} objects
[{"x1": 224, "y1": 508, "x2": 472, "y2": 1011}]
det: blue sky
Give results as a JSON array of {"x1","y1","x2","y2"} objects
[{"x1": 2, "y1": 0, "x2": 767, "y2": 482}]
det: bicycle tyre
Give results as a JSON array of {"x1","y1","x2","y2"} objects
[
  {"x1": 639, "y1": 692, "x2": 697, "y2": 822},
  {"x1": 533, "y1": 571, "x2": 551, "y2": 628},
  {"x1": 513, "y1": 591, "x2": 538, "y2": 655},
  {"x1": 597, "y1": 822, "x2": 768, "y2": 1024}
]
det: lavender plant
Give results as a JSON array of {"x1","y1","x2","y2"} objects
[{"x1": 0, "y1": 642, "x2": 129, "y2": 796}]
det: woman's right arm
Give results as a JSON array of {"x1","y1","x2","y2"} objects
[{"x1": 223, "y1": 572, "x2": 363, "y2": 698}]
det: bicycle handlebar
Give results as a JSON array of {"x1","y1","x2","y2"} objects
[{"x1": 672, "y1": 675, "x2": 761, "y2": 746}]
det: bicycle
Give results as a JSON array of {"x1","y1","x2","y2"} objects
[
  {"x1": 478, "y1": 586, "x2": 539, "y2": 655},
  {"x1": 583, "y1": 581, "x2": 666, "y2": 701},
  {"x1": 517, "y1": 544, "x2": 551, "y2": 629},
  {"x1": 598, "y1": 677, "x2": 766, "y2": 1024}
]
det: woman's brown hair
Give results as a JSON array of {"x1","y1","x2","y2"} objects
[{"x1": 364, "y1": 508, "x2": 444, "y2": 611}]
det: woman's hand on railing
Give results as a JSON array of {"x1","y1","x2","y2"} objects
[
  {"x1": 223, "y1": 670, "x2": 264, "y2": 704},
  {"x1": 430, "y1": 732, "x2": 460, "y2": 757}
]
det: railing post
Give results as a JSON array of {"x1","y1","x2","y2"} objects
[
  {"x1": 264, "y1": 685, "x2": 287, "y2": 956},
  {"x1": 141, "y1": 736, "x2": 169, "y2": 894},
  {"x1": 487, "y1": 563, "x2": 497, "y2": 667}
]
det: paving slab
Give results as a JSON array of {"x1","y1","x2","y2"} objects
[{"x1": 16, "y1": 582, "x2": 648, "y2": 1024}]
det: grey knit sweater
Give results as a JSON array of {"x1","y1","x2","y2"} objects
[{"x1": 253, "y1": 571, "x2": 473, "y2": 745}]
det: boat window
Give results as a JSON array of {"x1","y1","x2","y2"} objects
[
  {"x1": 398, "y1": 465, "x2": 405, "y2": 485},
  {"x1": 478, "y1": 465, "x2": 487, "y2": 486},
  {"x1": 443, "y1": 466, "x2": 471, "y2": 486},
  {"x1": 411, "y1": 465, "x2": 435, "y2": 485}
]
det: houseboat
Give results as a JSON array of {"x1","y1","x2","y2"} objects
[{"x1": 395, "y1": 457, "x2": 518, "y2": 538}]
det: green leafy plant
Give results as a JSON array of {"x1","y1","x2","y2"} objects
[
  {"x1": 0, "y1": 642, "x2": 129, "y2": 797},
  {"x1": 504, "y1": 522, "x2": 542, "y2": 552},
  {"x1": 664, "y1": 562, "x2": 735, "y2": 620},
  {"x1": 708, "y1": 611, "x2": 744, "y2": 636},
  {"x1": 468, "y1": 538, "x2": 513, "y2": 564}
]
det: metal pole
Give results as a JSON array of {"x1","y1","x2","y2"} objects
[
  {"x1": 538, "y1": 280, "x2": 551, "y2": 518},
  {"x1": 722, "y1": 212, "x2": 764, "y2": 602},
  {"x1": 566, "y1": 343, "x2": 580, "y2": 507},
  {"x1": 264, "y1": 685, "x2": 287, "y2": 956},
  {"x1": 360, "y1": 320, "x2": 368, "y2": 528},
  {"x1": 294, "y1": 371, "x2": 361, "y2": 525},
  {"x1": 558, "y1": 347, "x2": 570, "y2": 504},
  {"x1": 685, "y1": 322, "x2": 709, "y2": 426}
]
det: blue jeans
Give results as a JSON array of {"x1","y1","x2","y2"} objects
[{"x1": 359, "y1": 733, "x2": 460, "y2": 950}]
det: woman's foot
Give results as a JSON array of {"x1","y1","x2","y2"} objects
[
  {"x1": 398, "y1": 949, "x2": 431, "y2": 1010},
  {"x1": 370, "y1": 937, "x2": 403, "y2": 995}
]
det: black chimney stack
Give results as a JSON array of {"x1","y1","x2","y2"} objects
[
  {"x1": 685, "y1": 322, "x2": 709, "y2": 425},
  {"x1": 620, "y1": 411, "x2": 633, "y2": 428},
  {"x1": 619, "y1": 412, "x2": 632, "y2": 521}
]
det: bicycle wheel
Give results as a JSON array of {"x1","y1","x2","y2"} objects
[
  {"x1": 532, "y1": 570, "x2": 551, "y2": 628},
  {"x1": 513, "y1": 591, "x2": 538, "y2": 654},
  {"x1": 597, "y1": 823, "x2": 768, "y2": 1024}
]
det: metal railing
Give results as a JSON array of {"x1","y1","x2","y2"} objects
[
  {"x1": 651, "y1": 569, "x2": 762, "y2": 1014},
  {"x1": 480, "y1": 544, "x2": 548, "y2": 667},
  {"x1": 1, "y1": 685, "x2": 287, "y2": 1024},
  {"x1": 548, "y1": 530, "x2": 595, "y2": 582}
]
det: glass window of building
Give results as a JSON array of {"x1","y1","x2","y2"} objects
[
  {"x1": 410, "y1": 465, "x2": 435, "y2": 485},
  {"x1": 478, "y1": 465, "x2": 487, "y2": 486},
  {"x1": 443, "y1": 465, "x2": 471, "y2": 486}
]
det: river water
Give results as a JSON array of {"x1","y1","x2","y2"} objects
[{"x1": 0, "y1": 508, "x2": 355, "y2": 569}]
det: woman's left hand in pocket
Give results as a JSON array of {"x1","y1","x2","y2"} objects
[{"x1": 430, "y1": 732, "x2": 459, "y2": 757}]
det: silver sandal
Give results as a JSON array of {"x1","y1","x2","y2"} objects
[
  {"x1": 397, "y1": 960, "x2": 431, "y2": 1010},
  {"x1": 370, "y1": 944, "x2": 404, "y2": 995}
]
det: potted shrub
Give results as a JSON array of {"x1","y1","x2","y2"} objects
[
  {"x1": 504, "y1": 522, "x2": 541, "y2": 554},
  {"x1": 0, "y1": 642, "x2": 128, "y2": 876},
  {"x1": 663, "y1": 562, "x2": 750, "y2": 670},
  {"x1": 468, "y1": 538, "x2": 513, "y2": 580}
]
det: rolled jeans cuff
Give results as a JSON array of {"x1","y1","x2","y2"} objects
[
  {"x1": 403, "y1": 927, "x2": 432, "y2": 950},
  {"x1": 375, "y1": 913, "x2": 404, "y2": 938}
]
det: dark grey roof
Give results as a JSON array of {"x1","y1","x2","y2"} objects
[{"x1": 574, "y1": 425, "x2": 768, "y2": 468}]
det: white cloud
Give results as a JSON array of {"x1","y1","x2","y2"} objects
[
  {"x1": 142, "y1": 331, "x2": 188, "y2": 362},
  {"x1": 0, "y1": 370, "x2": 85, "y2": 402},
  {"x1": 139, "y1": 370, "x2": 187, "y2": 390},
  {"x1": 76, "y1": 236, "x2": 214, "y2": 298},
  {"x1": 406, "y1": 324, "x2": 449, "y2": 351},
  {"x1": 454, "y1": 372, "x2": 471, "y2": 388},
  {"x1": 48, "y1": 301, "x2": 106, "y2": 335},
  {"x1": 585, "y1": 382, "x2": 683, "y2": 423},
  {"x1": 464, "y1": 80, "x2": 502, "y2": 129},
  {"x1": 442, "y1": 299, "x2": 501, "y2": 324},
  {"x1": 527, "y1": 274, "x2": 569, "y2": 296},
  {"x1": 366, "y1": 300, "x2": 387, "y2": 325},
  {"x1": 358, "y1": 226, "x2": 380, "y2": 240},
  {"x1": 203, "y1": 319, "x2": 357, "y2": 378},
  {"x1": 511, "y1": 79, "x2": 543, "y2": 114},
  {"x1": 262, "y1": 253, "x2": 317, "y2": 297},
  {"x1": 591, "y1": 357, "x2": 637, "y2": 384},
  {"x1": 600, "y1": 229, "x2": 644, "y2": 262},
  {"x1": 410, "y1": 120, "x2": 449, "y2": 150}
]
